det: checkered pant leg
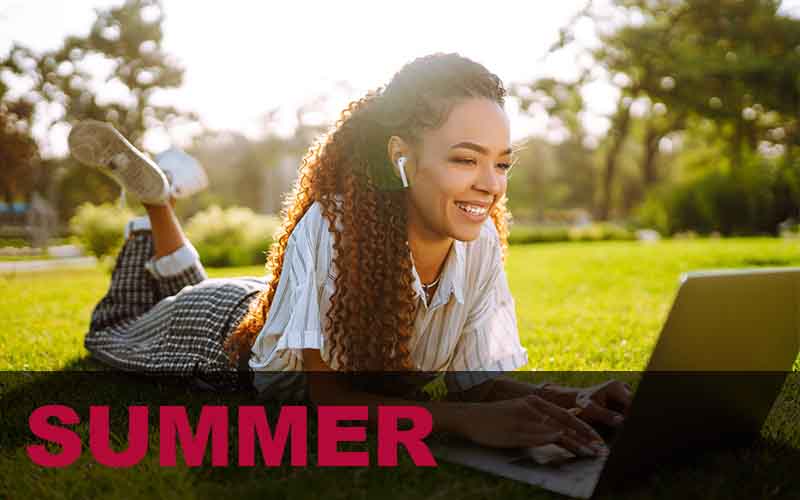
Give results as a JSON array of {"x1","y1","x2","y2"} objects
[
  {"x1": 84, "y1": 231, "x2": 266, "y2": 384},
  {"x1": 88, "y1": 232, "x2": 206, "y2": 334}
]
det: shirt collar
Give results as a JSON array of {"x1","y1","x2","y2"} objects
[{"x1": 410, "y1": 240, "x2": 466, "y2": 308}]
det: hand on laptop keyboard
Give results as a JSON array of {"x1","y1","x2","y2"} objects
[
  {"x1": 455, "y1": 394, "x2": 607, "y2": 458},
  {"x1": 572, "y1": 379, "x2": 633, "y2": 429}
]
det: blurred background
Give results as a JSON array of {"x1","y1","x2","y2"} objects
[{"x1": 2, "y1": 0, "x2": 800, "y2": 266}]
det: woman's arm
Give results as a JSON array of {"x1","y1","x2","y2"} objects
[
  {"x1": 303, "y1": 348, "x2": 471, "y2": 435},
  {"x1": 302, "y1": 349, "x2": 605, "y2": 454},
  {"x1": 452, "y1": 376, "x2": 579, "y2": 408}
]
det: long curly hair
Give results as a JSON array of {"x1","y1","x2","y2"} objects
[{"x1": 224, "y1": 52, "x2": 511, "y2": 371}]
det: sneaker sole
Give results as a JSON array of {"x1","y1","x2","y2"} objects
[{"x1": 68, "y1": 120, "x2": 169, "y2": 205}]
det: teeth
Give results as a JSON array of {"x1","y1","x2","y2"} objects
[{"x1": 456, "y1": 202, "x2": 487, "y2": 216}]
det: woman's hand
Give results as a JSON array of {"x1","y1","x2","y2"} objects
[
  {"x1": 457, "y1": 394, "x2": 607, "y2": 457},
  {"x1": 572, "y1": 380, "x2": 634, "y2": 428}
]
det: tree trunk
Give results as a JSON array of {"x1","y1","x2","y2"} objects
[
  {"x1": 732, "y1": 118, "x2": 744, "y2": 169},
  {"x1": 641, "y1": 113, "x2": 686, "y2": 191},
  {"x1": 641, "y1": 125, "x2": 660, "y2": 187},
  {"x1": 597, "y1": 99, "x2": 632, "y2": 220}
]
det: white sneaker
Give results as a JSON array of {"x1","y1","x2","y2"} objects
[
  {"x1": 154, "y1": 147, "x2": 209, "y2": 199},
  {"x1": 68, "y1": 121, "x2": 169, "y2": 205}
]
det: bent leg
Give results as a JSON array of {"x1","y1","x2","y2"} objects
[
  {"x1": 88, "y1": 224, "x2": 206, "y2": 338},
  {"x1": 85, "y1": 220, "x2": 267, "y2": 384},
  {"x1": 87, "y1": 273, "x2": 265, "y2": 386}
]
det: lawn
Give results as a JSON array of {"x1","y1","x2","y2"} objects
[
  {"x1": 1, "y1": 238, "x2": 799, "y2": 499},
  {"x1": 0, "y1": 254, "x2": 53, "y2": 262}
]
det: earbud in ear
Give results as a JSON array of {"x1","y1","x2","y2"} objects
[{"x1": 396, "y1": 156, "x2": 409, "y2": 188}]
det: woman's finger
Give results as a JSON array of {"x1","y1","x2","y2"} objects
[
  {"x1": 517, "y1": 408, "x2": 583, "y2": 445},
  {"x1": 583, "y1": 380, "x2": 633, "y2": 413},
  {"x1": 608, "y1": 382, "x2": 633, "y2": 411},
  {"x1": 517, "y1": 431, "x2": 606, "y2": 459},
  {"x1": 517, "y1": 413, "x2": 605, "y2": 457},
  {"x1": 517, "y1": 431, "x2": 565, "y2": 448},
  {"x1": 583, "y1": 399, "x2": 625, "y2": 427},
  {"x1": 525, "y1": 396, "x2": 604, "y2": 444},
  {"x1": 517, "y1": 425, "x2": 589, "y2": 456},
  {"x1": 555, "y1": 432, "x2": 603, "y2": 458}
]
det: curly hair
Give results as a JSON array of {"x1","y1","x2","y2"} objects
[{"x1": 224, "y1": 52, "x2": 511, "y2": 371}]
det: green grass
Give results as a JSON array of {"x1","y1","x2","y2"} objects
[
  {"x1": 2, "y1": 238, "x2": 800, "y2": 499},
  {"x1": 0, "y1": 254, "x2": 53, "y2": 262}
]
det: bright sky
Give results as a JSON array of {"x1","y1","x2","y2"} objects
[
  {"x1": 9, "y1": 0, "x2": 797, "y2": 156},
  {"x1": 1, "y1": 0, "x2": 621, "y2": 155}
]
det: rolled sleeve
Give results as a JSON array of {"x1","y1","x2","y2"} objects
[{"x1": 249, "y1": 204, "x2": 330, "y2": 371}]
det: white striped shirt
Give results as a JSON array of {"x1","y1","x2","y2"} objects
[{"x1": 248, "y1": 201, "x2": 528, "y2": 392}]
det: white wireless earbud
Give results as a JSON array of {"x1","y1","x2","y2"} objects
[{"x1": 396, "y1": 156, "x2": 409, "y2": 188}]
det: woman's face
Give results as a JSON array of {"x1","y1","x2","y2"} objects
[{"x1": 404, "y1": 97, "x2": 512, "y2": 243}]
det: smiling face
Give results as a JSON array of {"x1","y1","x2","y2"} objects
[{"x1": 391, "y1": 97, "x2": 513, "y2": 244}]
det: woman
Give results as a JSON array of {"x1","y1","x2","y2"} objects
[{"x1": 72, "y1": 53, "x2": 630, "y2": 457}]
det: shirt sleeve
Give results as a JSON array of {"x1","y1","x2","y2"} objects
[
  {"x1": 248, "y1": 203, "x2": 331, "y2": 370},
  {"x1": 445, "y1": 235, "x2": 528, "y2": 392}
]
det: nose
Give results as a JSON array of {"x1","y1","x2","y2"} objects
[{"x1": 474, "y1": 162, "x2": 505, "y2": 197}]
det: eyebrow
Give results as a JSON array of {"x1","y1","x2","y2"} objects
[{"x1": 450, "y1": 141, "x2": 513, "y2": 157}]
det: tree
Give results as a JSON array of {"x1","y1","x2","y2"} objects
[
  {"x1": 1, "y1": 0, "x2": 199, "y2": 218},
  {"x1": 513, "y1": 0, "x2": 800, "y2": 220},
  {"x1": 0, "y1": 101, "x2": 38, "y2": 205},
  {"x1": 1, "y1": 0, "x2": 195, "y2": 148}
]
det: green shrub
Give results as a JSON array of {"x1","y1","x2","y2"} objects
[
  {"x1": 568, "y1": 223, "x2": 635, "y2": 242},
  {"x1": 68, "y1": 202, "x2": 134, "y2": 258},
  {"x1": 635, "y1": 193, "x2": 672, "y2": 236},
  {"x1": 507, "y1": 225, "x2": 570, "y2": 245},
  {"x1": 508, "y1": 223, "x2": 634, "y2": 245},
  {"x1": 636, "y1": 154, "x2": 799, "y2": 236},
  {"x1": 0, "y1": 238, "x2": 30, "y2": 248},
  {"x1": 185, "y1": 206, "x2": 280, "y2": 267}
]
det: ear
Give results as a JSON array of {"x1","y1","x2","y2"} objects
[{"x1": 387, "y1": 135, "x2": 413, "y2": 187}]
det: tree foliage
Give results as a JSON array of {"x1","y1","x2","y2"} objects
[
  {"x1": 0, "y1": 0, "x2": 194, "y2": 144},
  {"x1": 512, "y1": 0, "x2": 800, "y2": 225},
  {"x1": 0, "y1": 0, "x2": 197, "y2": 214},
  {"x1": 0, "y1": 101, "x2": 38, "y2": 203}
]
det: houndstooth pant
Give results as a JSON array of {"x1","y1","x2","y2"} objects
[{"x1": 85, "y1": 230, "x2": 267, "y2": 390}]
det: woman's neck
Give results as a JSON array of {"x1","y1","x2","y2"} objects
[{"x1": 407, "y1": 224, "x2": 453, "y2": 285}]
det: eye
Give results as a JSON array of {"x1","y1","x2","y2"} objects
[
  {"x1": 452, "y1": 157, "x2": 514, "y2": 175},
  {"x1": 496, "y1": 160, "x2": 517, "y2": 176},
  {"x1": 452, "y1": 157, "x2": 477, "y2": 165}
]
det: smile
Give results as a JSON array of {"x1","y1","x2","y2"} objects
[{"x1": 455, "y1": 202, "x2": 488, "y2": 217}]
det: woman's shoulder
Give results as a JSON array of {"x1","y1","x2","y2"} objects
[
  {"x1": 290, "y1": 200, "x2": 331, "y2": 242},
  {"x1": 279, "y1": 200, "x2": 335, "y2": 288},
  {"x1": 458, "y1": 218, "x2": 503, "y2": 294},
  {"x1": 466, "y1": 218, "x2": 502, "y2": 260}
]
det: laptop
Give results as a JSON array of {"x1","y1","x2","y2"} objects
[{"x1": 430, "y1": 267, "x2": 800, "y2": 498}]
